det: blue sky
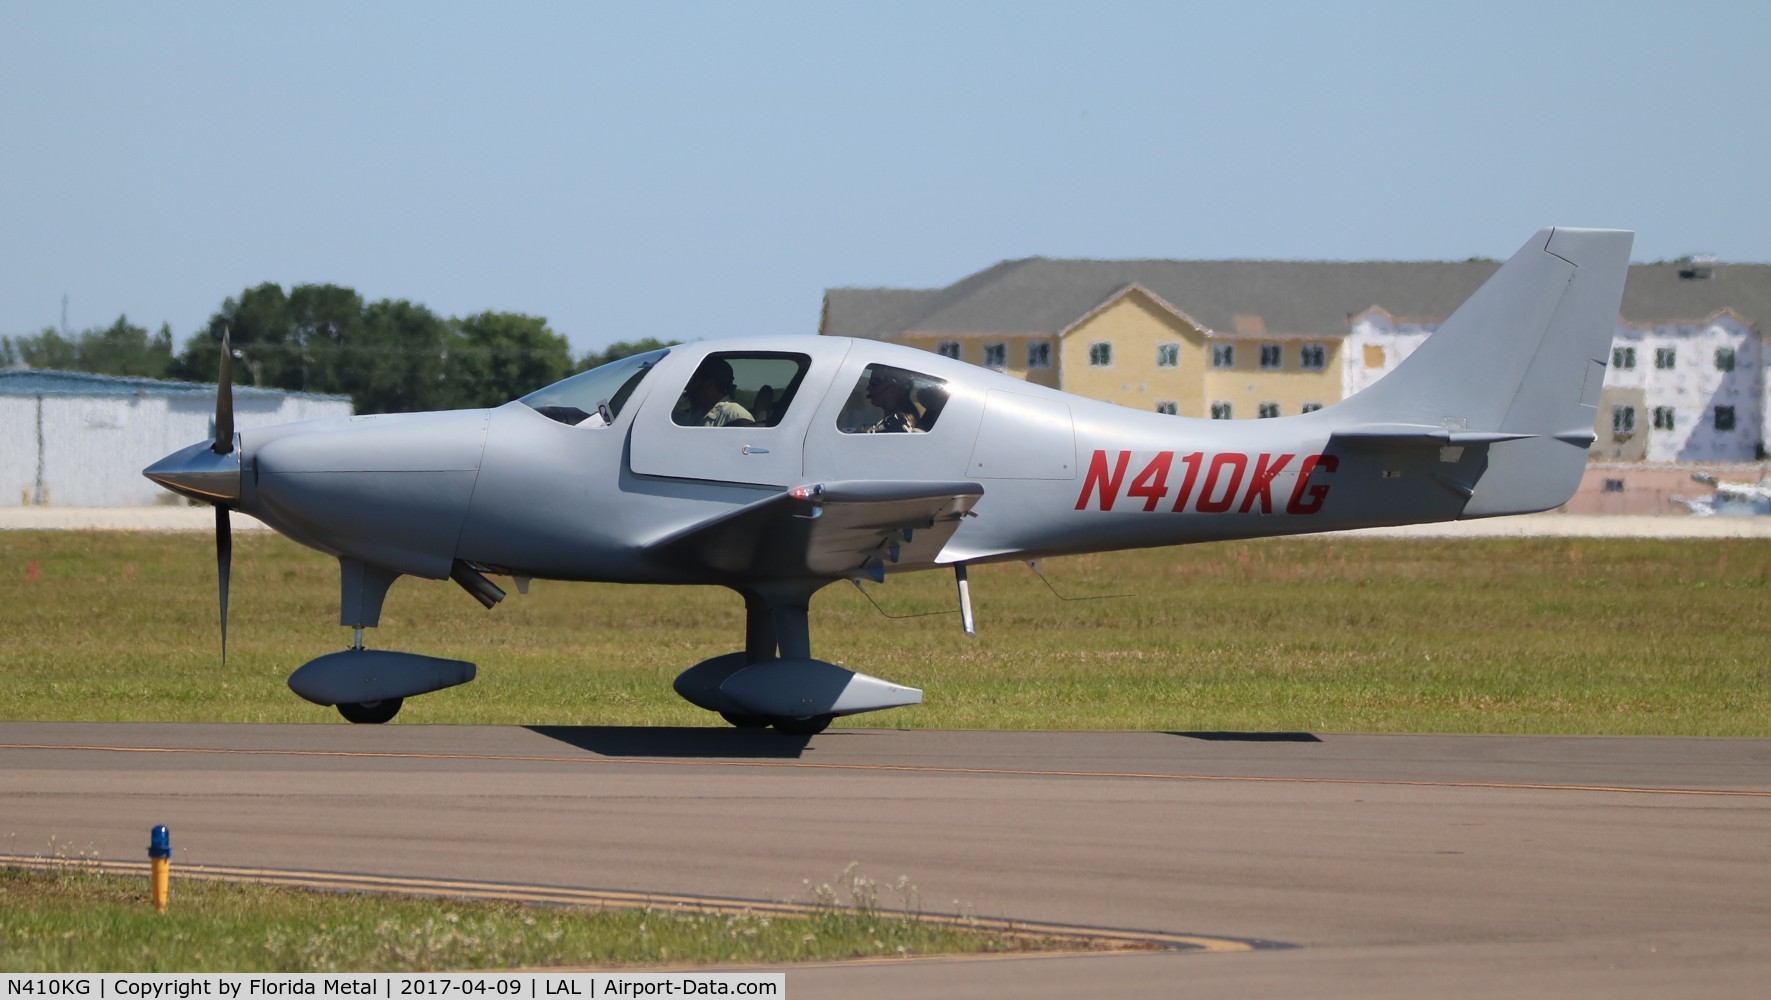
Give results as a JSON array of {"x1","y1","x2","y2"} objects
[{"x1": 2, "y1": 1, "x2": 1765, "y2": 358}]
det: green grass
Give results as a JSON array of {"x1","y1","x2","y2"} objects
[
  {"x1": 2, "y1": 530, "x2": 1769, "y2": 735},
  {"x1": 0, "y1": 864, "x2": 1062, "y2": 971}
]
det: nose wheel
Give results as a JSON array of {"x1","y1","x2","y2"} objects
[{"x1": 770, "y1": 714, "x2": 833, "y2": 735}]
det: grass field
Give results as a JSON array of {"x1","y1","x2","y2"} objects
[
  {"x1": 1, "y1": 530, "x2": 1768, "y2": 735},
  {"x1": 0, "y1": 864, "x2": 1064, "y2": 971}
]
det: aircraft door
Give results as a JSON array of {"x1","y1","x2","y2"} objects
[
  {"x1": 629, "y1": 344, "x2": 848, "y2": 487},
  {"x1": 801, "y1": 356, "x2": 985, "y2": 482}
]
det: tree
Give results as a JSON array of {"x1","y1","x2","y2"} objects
[
  {"x1": 340, "y1": 299, "x2": 452, "y2": 414},
  {"x1": 285, "y1": 284, "x2": 366, "y2": 394},
  {"x1": 167, "y1": 283, "x2": 660, "y2": 413},
  {"x1": 445, "y1": 312, "x2": 574, "y2": 408},
  {"x1": 1, "y1": 316, "x2": 173, "y2": 377},
  {"x1": 5, "y1": 327, "x2": 80, "y2": 370},
  {"x1": 172, "y1": 283, "x2": 294, "y2": 385},
  {"x1": 82, "y1": 317, "x2": 174, "y2": 377},
  {"x1": 172, "y1": 282, "x2": 363, "y2": 394}
]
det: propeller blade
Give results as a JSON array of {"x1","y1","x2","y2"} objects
[
  {"x1": 216, "y1": 505, "x2": 232, "y2": 663},
  {"x1": 214, "y1": 328, "x2": 234, "y2": 455}
]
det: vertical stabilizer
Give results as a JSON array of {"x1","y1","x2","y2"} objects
[{"x1": 1331, "y1": 227, "x2": 1633, "y2": 516}]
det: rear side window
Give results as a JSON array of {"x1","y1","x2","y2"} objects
[
  {"x1": 670, "y1": 353, "x2": 810, "y2": 428},
  {"x1": 836, "y1": 364, "x2": 949, "y2": 434}
]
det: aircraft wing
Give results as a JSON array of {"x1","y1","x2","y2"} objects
[{"x1": 644, "y1": 480, "x2": 984, "y2": 580}]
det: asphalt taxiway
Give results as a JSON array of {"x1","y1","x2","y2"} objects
[{"x1": 3, "y1": 723, "x2": 1768, "y2": 997}]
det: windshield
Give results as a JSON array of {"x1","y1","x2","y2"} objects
[{"x1": 519, "y1": 348, "x2": 670, "y2": 426}]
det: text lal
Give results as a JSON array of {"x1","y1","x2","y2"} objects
[{"x1": 1075, "y1": 450, "x2": 1337, "y2": 515}]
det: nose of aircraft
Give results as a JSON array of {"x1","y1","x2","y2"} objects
[
  {"x1": 143, "y1": 439, "x2": 243, "y2": 504},
  {"x1": 244, "y1": 408, "x2": 493, "y2": 579}
]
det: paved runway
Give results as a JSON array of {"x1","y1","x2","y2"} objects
[{"x1": 3, "y1": 722, "x2": 1769, "y2": 997}]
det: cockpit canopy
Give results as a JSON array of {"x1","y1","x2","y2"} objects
[{"x1": 520, "y1": 348, "x2": 669, "y2": 426}]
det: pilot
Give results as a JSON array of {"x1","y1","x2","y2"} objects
[
  {"x1": 683, "y1": 358, "x2": 754, "y2": 427},
  {"x1": 864, "y1": 367, "x2": 923, "y2": 433}
]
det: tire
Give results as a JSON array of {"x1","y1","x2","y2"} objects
[
  {"x1": 720, "y1": 711, "x2": 771, "y2": 729},
  {"x1": 337, "y1": 698, "x2": 403, "y2": 724},
  {"x1": 772, "y1": 714, "x2": 833, "y2": 735}
]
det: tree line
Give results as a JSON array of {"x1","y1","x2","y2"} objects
[{"x1": 0, "y1": 282, "x2": 677, "y2": 414}]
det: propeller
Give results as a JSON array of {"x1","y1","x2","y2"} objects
[{"x1": 214, "y1": 330, "x2": 235, "y2": 662}]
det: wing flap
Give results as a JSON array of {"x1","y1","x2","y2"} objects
[{"x1": 645, "y1": 480, "x2": 983, "y2": 579}]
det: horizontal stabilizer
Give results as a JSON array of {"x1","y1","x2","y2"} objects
[{"x1": 1331, "y1": 424, "x2": 1537, "y2": 448}]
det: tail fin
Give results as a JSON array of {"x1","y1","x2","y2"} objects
[{"x1": 1332, "y1": 227, "x2": 1632, "y2": 516}]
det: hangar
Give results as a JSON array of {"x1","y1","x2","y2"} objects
[{"x1": 1, "y1": 369, "x2": 350, "y2": 507}]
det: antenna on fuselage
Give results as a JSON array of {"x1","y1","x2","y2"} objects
[{"x1": 1025, "y1": 561, "x2": 1132, "y2": 602}]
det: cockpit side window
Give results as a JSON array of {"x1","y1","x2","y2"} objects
[
  {"x1": 836, "y1": 364, "x2": 948, "y2": 434},
  {"x1": 520, "y1": 348, "x2": 668, "y2": 427},
  {"x1": 671, "y1": 353, "x2": 812, "y2": 428}
]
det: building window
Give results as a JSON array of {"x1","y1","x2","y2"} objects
[
  {"x1": 1258, "y1": 402, "x2": 1280, "y2": 418},
  {"x1": 936, "y1": 341, "x2": 961, "y2": 360},
  {"x1": 1088, "y1": 342, "x2": 1112, "y2": 367},
  {"x1": 1156, "y1": 343, "x2": 1179, "y2": 368},
  {"x1": 1602, "y1": 478, "x2": 1625, "y2": 493},
  {"x1": 1653, "y1": 406, "x2": 1675, "y2": 430},
  {"x1": 983, "y1": 342, "x2": 1006, "y2": 368},
  {"x1": 1210, "y1": 401, "x2": 1233, "y2": 420},
  {"x1": 1655, "y1": 347, "x2": 1676, "y2": 370},
  {"x1": 1299, "y1": 344, "x2": 1326, "y2": 370},
  {"x1": 1362, "y1": 344, "x2": 1385, "y2": 369},
  {"x1": 1155, "y1": 401, "x2": 1177, "y2": 415},
  {"x1": 1259, "y1": 344, "x2": 1282, "y2": 370},
  {"x1": 1612, "y1": 346, "x2": 1636, "y2": 370},
  {"x1": 1301, "y1": 402, "x2": 1323, "y2": 413},
  {"x1": 1716, "y1": 347, "x2": 1736, "y2": 372},
  {"x1": 1611, "y1": 405, "x2": 1635, "y2": 436},
  {"x1": 1212, "y1": 344, "x2": 1234, "y2": 369},
  {"x1": 1715, "y1": 406, "x2": 1737, "y2": 432},
  {"x1": 1027, "y1": 341, "x2": 1051, "y2": 369}
]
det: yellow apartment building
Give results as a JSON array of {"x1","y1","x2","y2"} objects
[
  {"x1": 820, "y1": 257, "x2": 1456, "y2": 420},
  {"x1": 821, "y1": 256, "x2": 1771, "y2": 460}
]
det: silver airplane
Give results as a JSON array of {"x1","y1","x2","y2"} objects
[{"x1": 145, "y1": 227, "x2": 1632, "y2": 732}]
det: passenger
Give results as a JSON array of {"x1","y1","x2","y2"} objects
[
  {"x1": 682, "y1": 358, "x2": 754, "y2": 427},
  {"x1": 752, "y1": 385, "x2": 776, "y2": 425},
  {"x1": 864, "y1": 367, "x2": 922, "y2": 433}
]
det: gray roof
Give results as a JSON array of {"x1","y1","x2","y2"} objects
[
  {"x1": 0, "y1": 369, "x2": 351, "y2": 401},
  {"x1": 824, "y1": 259, "x2": 1771, "y2": 339}
]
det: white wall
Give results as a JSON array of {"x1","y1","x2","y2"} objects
[{"x1": 4, "y1": 392, "x2": 351, "y2": 506}]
